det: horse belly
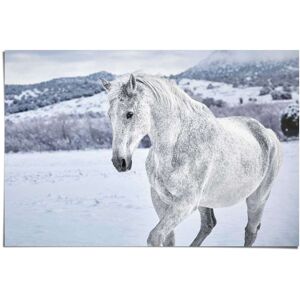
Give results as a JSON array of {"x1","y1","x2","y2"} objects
[
  {"x1": 200, "y1": 174, "x2": 263, "y2": 208},
  {"x1": 199, "y1": 142, "x2": 266, "y2": 208}
]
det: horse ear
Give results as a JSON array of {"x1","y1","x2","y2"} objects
[
  {"x1": 126, "y1": 74, "x2": 137, "y2": 94},
  {"x1": 100, "y1": 79, "x2": 111, "y2": 92}
]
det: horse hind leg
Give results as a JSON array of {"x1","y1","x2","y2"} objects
[
  {"x1": 244, "y1": 194, "x2": 269, "y2": 247},
  {"x1": 244, "y1": 141, "x2": 280, "y2": 247},
  {"x1": 190, "y1": 207, "x2": 217, "y2": 247}
]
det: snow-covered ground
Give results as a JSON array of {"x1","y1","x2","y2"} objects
[
  {"x1": 4, "y1": 141, "x2": 299, "y2": 247},
  {"x1": 178, "y1": 78, "x2": 298, "y2": 106}
]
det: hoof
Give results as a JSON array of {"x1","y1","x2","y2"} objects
[
  {"x1": 163, "y1": 232, "x2": 175, "y2": 247},
  {"x1": 147, "y1": 230, "x2": 164, "y2": 247},
  {"x1": 244, "y1": 224, "x2": 261, "y2": 247}
]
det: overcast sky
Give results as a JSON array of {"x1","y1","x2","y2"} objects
[{"x1": 4, "y1": 50, "x2": 298, "y2": 84}]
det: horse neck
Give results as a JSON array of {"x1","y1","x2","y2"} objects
[{"x1": 147, "y1": 93, "x2": 216, "y2": 152}]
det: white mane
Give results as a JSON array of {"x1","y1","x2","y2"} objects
[{"x1": 135, "y1": 74, "x2": 206, "y2": 114}]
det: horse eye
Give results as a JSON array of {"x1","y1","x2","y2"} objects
[{"x1": 126, "y1": 112, "x2": 134, "y2": 119}]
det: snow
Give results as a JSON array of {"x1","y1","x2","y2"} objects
[
  {"x1": 4, "y1": 142, "x2": 298, "y2": 247},
  {"x1": 15, "y1": 89, "x2": 39, "y2": 100},
  {"x1": 178, "y1": 78, "x2": 298, "y2": 106},
  {"x1": 6, "y1": 92, "x2": 109, "y2": 123}
]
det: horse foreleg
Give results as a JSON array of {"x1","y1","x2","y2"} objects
[
  {"x1": 190, "y1": 207, "x2": 217, "y2": 247},
  {"x1": 147, "y1": 201, "x2": 194, "y2": 247},
  {"x1": 151, "y1": 188, "x2": 175, "y2": 246}
]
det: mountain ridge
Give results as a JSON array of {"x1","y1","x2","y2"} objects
[{"x1": 172, "y1": 51, "x2": 299, "y2": 87}]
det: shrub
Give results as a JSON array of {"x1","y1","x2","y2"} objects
[
  {"x1": 283, "y1": 84, "x2": 292, "y2": 93},
  {"x1": 201, "y1": 97, "x2": 227, "y2": 108},
  {"x1": 5, "y1": 113, "x2": 112, "y2": 152},
  {"x1": 271, "y1": 90, "x2": 292, "y2": 100},
  {"x1": 281, "y1": 103, "x2": 299, "y2": 137},
  {"x1": 259, "y1": 86, "x2": 271, "y2": 96}
]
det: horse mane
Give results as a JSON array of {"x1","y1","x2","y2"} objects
[{"x1": 135, "y1": 74, "x2": 211, "y2": 116}]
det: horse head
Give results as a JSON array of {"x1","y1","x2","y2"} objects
[{"x1": 102, "y1": 74, "x2": 151, "y2": 172}]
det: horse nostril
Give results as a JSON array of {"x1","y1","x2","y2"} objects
[{"x1": 121, "y1": 159, "x2": 126, "y2": 169}]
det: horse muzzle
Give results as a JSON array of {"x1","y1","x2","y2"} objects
[{"x1": 111, "y1": 156, "x2": 132, "y2": 172}]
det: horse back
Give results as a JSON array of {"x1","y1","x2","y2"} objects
[{"x1": 219, "y1": 116, "x2": 282, "y2": 175}]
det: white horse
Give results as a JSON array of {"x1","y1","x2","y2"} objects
[{"x1": 102, "y1": 74, "x2": 282, "y2": 247}]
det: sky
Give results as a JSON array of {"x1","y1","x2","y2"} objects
[{"x1": 4, "y1": 50, "x2": 298, "y2": 84}]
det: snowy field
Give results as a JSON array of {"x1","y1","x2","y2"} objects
[
  {"x1": 4, "y1": 141, "x2": 299, "y2": 247},
  {"x1": 179, "y1": 78, "x2": 298, "y2": 106}
]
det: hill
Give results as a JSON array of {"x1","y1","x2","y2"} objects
[{"x1": 5, "y1": 71, "x2": 115, "y2": 114}]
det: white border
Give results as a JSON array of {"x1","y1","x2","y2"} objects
[{"x1": 0, "y1": 1, "x2": 299, "y2": 299}]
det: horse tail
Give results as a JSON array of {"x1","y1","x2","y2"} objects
[{"x1": 266, "y1": 128, "x2": 283, "y2": 176}]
